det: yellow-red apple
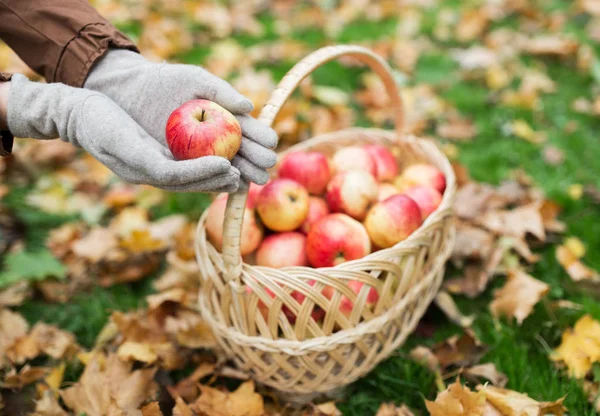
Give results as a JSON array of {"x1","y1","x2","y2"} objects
[
  {"x1": 247, "y1": 182, "x2": 266, "y2": 209},
  {"x1": 306, "y1": 213, "x2": 371, "y2": 267},
  {"x1": 326, "y1": 170, "x2": 378, "y2": 220},
  {"x1": 256, "y1": 178, "x2": 309, "y2": 231},
  {"x1": 300, "y1": 197, "x2": 330, "y2": 234},
  {"x1": 334, "y1": 280, "x2": 379, "y2": 316},
  {"x1": 404, "y1": 185, "x2": 443, "y2": 220},
  {"x1": 278, "y1": 151, "x2": 331, "y2": 195},
  {"x1": 206, "y1": 194, "x2": 263, "y2": 255},
  {"x1": 331, "y1": 146, "x2": 377, "y2": 176},
  {"x1": 365, "y1": 194, "x2": 422, "y2": 248},
  {"x1": 378, "y1": 183, "x2": 400, "y2": 201},
  {"x1": 364, "y1": 144, "x2": 398, "y2": 181},
  {"x1": 395, "y1": 163, "x2": 446, "y2": 194},
  {"x1": 166, "y1": 99, "x2": 242, "y2": 160},
  {"x1": 256, "y1": 232, "x2": 308, "y2": 268}
]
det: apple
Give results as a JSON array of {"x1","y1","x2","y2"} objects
[
  {"x1": 256, "y1": 178, "x2": 309, "y2": 232},
  {"x1": 364, "y1": 194, "x2": 422, "y2": 248},
  {"x1": 364, "y1": 144, "x2": 398, "y2": 181},
  {"x1": 300, "y1": 197, "x2": 330, "y2": 234},
  {"x1": 278, "y1": 152, "x2": 331, "y2": 195},
  {"x1": 206, "y1": 194, "x2": 263, "y2": 255},
  {"x1": 246, "y1": 182, "x2": 266, "y2": 209},
  {"x1": 395, "y1": 164, "x2": 446, "y2": 194},
  {"x1": 378, "y1": 183, "x2": 400, "y2": 201},
  {"x1": 326, "y1": 170, "x2": 378, "y2": 220},
  {"x1": 334, "y1": 280, "x2": 379, "y2": 316},
  {"x1": 331, "y1": 146, "x2": 377, "y2": 176},
  {"x1": 246, "y1": 285, "x2": 275, "y2": 322},
  {"x1": 256, "y1": 232, "x2": 308, "y2": 268},
  {"x1": 306, "y1": 213, "x2": 371, "y2": 268},
  {"x1": 404, "y1": 186, "x2": 443, "y2": 220},
  {"x1": 166, "y1": 99, "x2": 242, "y2": 160},
  {"x1": 286, "y1": 280, "x2": 326, "y2": 323}
]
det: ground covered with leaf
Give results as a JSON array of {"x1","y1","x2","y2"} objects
[{"x1": 1, "y1": 0, "x2": 600, "y2": 415}]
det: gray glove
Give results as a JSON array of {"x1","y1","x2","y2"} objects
[
  {"x1": 7, "y1": 74, "x2": 240, "y2": 192},
  {"x1": 84, "y1": 49, "x2": 278, "y2": 185}
]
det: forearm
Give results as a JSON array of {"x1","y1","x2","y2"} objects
[
  {"x1": 0, "y1": 81, "x2": 9, "y2": 130},
  {"x1": 0, "y1": 0, "x2": 138, "y2": 86}
]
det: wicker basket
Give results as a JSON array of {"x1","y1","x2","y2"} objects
[{"x1": 194, "y1": 45, "x2": 456, "y2": 400}]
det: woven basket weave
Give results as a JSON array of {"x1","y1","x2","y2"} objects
[{"x1": 195, "y1": 45, "x2": 456, "y2": 400}]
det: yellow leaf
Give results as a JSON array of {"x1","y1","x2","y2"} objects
[
  {"x1": 479, "y1": 385, "x2": 567, "y2": 416},
  {"x1": 556, "y1": 243, "x2": 599, "y2": 283},
  {"x1": 510, "y1": 119, "x2": 546, "y2": 144},
  {"x1": 565, "y1": 237, "x2": 586, "y2": 258},
  {"x1": 119, "y1": 229, "x2": 167, "y2": 254},
  {"x1": 489, "y1": 269, "x2": 549, "y2": 325},
  {"x1": 375, "y1": 403, "x2": 415, "y2": 415},
  {"x1": 191, "y1": 380, "x2": 264, "y2": 416},
  {"x1": 117, "y1": 341, "x2": 158, "y2": 364},
  {"x1": 45, "y1": 362, "x2": 66, "y2": 392},
  {"x1": 486, "y1": 66, "x2": 511, "y2": 90},
  {"x1": 568, "y1": 184, "x2": 584, "y2": 200},
  {"x1": 552, "y1": 314, "x2": 600, "y2": 378},
  {"x1": 425, "y1": 378, "x2": 486, "y2": 416}
]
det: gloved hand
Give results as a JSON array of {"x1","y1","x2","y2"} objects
[
  {"x1": 6, "y1": 74, "x2": 240, "y2": 192},
  {"x1": 84, "y1": 49, "x2": 278, "y2": 185}
]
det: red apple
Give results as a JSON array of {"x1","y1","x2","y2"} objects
[
  {"x1": 246, "y1": 183, "x2": 266, "y2": 209},
  {"x1": 206, "y1": 194, "x2": 263, "y2": 255},
  {"x1": 300, "y1": 197, "x2": 330, "y2": 234},
  {"x1": 404, "y1": 186, "x2": 443, "y2": 220},
  {"x1": 256, "y1": 178, "x2": 309, "y2": 232},
  {"x1": 256, "y1": 232, "x2": 308, "y2": 268},
  {"x1": 306, "y1": 214, "x2": 371, "y2": 268},
  {"x1": 326, "y1": 170, "x2": 378, "y2": 220},
  {"x1": 335, "y1": 280, "x2": 379, "y2": 316},
  {"x1": 364, "y1": 144, "x2": 398, "y2": 181},
  {"x1": 166, "y1": 99, "x2": 242, "y2": 160},
  {"x1": 331, "y1": 146, "x2": 377, "y2": 176},
  {"x1": 278, "y1": 152, "x2": 331, "y2": 195},
  {"x1": 395, "y1": 164, "x2": 446, "y2": 194},
  {"x1": 378, "y1": 183, "x2": 400, "y2": 201},
  {"x1": 364, "y1": 194, "x2": 422, "y2": 248}
]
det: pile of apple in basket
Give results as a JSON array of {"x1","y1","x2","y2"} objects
[{"x1": 205, "y1": 145, "x2": 446, "y2": 323}]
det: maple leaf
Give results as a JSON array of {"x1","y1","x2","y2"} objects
[
  {"x1": 190, "y1": 380, "x2": 264, "y2": 416},
  {"x1": 431, "y1": 329, "x2": 488, "y2": 370},
  {"x1": 551, "y1": 314, "x2": 600, "y2": 378},
  {"x1": 5, "y1": 322, "x2": 79, "y2": 364},
  {"x1": 0, "y1": 250, "x2": 66, "y2": 289},
  {"x1": 0, "y1": 281, "x2": 31, "y2": 307},
  {"x1": 2, "y1": 365, "x2": 48, "y2": 389},
  {"x1": 476, "y1": 202, "x2": 546, "y2": 241},
  {"x1": 0, "y1": 308, "x2": 29, "y2": 367},
  {"x1": 71, "y1": 227, "x2": 118, "y2": 262},
  {"x1": 556, "y1": 240, "x2": 599, "y2": 285},
  {"x1": 119, "y1": 229, "x2": 167, "y2": 254},
  {"x1": 463, "y1": 363, "x2": 508, "y2": 387},
  {"x1": 425, "y1": 378, "x2": 486, "y2": 416},
  {"x1": 168, "y1": 362, "x2": 216, "y2": 402},
  {"x1": 435, "y1": 291, "x2": 475, "y2": 328},
  {"x1": 141, "y1": 402, "x2": 164, "y2": 416},
  {"x1": 489, "y1": 269, "x2": 549, "y2": 325},
  {"x1": 375, "y1": 403, "x2": 415, "y2": 416},
  {"x1": 60, "y1": 353, "x2": 158, "y2": 415},
  {"x1": 30, "y1": 390, "x2": 69, "y2": 416},
  {"x1": 478, "y1": 385, "x2": 567, "y2": 416},
  {"x1": 172, "y1": 396, "x2": 193, "y2": 416}
]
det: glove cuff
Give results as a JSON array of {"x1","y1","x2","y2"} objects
[{"x1": 85, "y1": 48, "x2": 149, "y2": 89}]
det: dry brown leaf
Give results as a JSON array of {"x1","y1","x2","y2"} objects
[
  {"x1": 476, "y1": 202, "x2": 545, "y2": 241},
  {"x1": 551, "y1": 314, "x2": 600, "y2": 378},
  {"x1": 173, "y1": 396, "x2": 194, "y2": 416},
  {"x1": 0, "y1": 281, "x2": 31, "y2": 307},
  {"x1": 311, "y1": 401, "x2": 342, "y2": 415},
  {"x1": 60, "y1": 353, "x2": 158, "y2": 415},
  {"x1": 435, "y1": 291, "x2": 475, "y2": 327},
  {"x1": 521, "y1": 35, "x2": 578, "y2": 56},
  {"x1": 71, "y1": 228, "x2": 118, "y2": 262},
  {"x1": 0, "y1": 308, "x2": 29, "y2": 366},
  {"x1": 410, "y1": 345, "x2": 441, "y2": 372},
  {"x1": 542, "y1": 146, "x2": 565, "y2": 166},
  {"x1": 489, "y1": 269, "x2": 549, "y2": 325},
  {"x1": 190, "y1": 380, "x2": 264, "y2": 416},
  {"x1": 437, "y1": 118, "x2": 477, "y2": 141},
  {"x1": 168, "y1": 362, "x2": 216, "y2": 403},
  {"x1": 445, "y1": 264, "x2": 493, "y2": 299},
  {"x1": 463, "y1": 363, "x2": 508, "y2": 387},
  {"x1": 453, "y1": 223, "x2": 495, "y2": 260},
  {"x1": 2, "y1": 365, "x2": 48, "y2": 389},
  {"x1": 425, "y1": 378, "x2": 486, "y2": 416},
  {"x1": 556, "y1": 242, "x2": 599, "y2": 283},
  {"x1": 432, "y1": 329, "x2": 488, "y2": 370},
  {"x1": 479, "y1": 385, "x2": 567, "y2": 415},
  {"x1": 30, "y1": 390, "x2": 69, "y2": 416},
  {"x1": 375, "y1": 403, "x2": 415, "y2": 416},
  {"x1": 141, "y1": 402, "x2": 164, "y2": 416},
  {"x1": 539, "y1": 200, "x2": 566, "y2": 234},
  {"x1": 117, "y1": 341, "x2": 159, "y2": 364},
  {"x1": 456, "y1": 9, "x2": 489, "y2": 42}
]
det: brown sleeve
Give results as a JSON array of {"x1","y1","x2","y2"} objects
[
  {"x1": 0, "y1": 73, "x2": 12, "y2": 156},
  {"x1": 0, "y1": 0, "x2": 139, "y2": 88}
]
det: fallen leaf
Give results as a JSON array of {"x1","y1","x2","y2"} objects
[
  {"x1": 445, "y1": 264, "x2": 492, "y2": 299},
  {"x1": 117, "y1": 341, "x2": 158, "y2": 364},
  {"x1": 456, "y1": 8, "x2": 489, "y2": 42},
  {"x1": 30, "y1": 390, "x2": 69, "y2": 416},
  {"x1": 168, "y1": 362, "x2": 216, "y2": 402},
  {"x1": 0, "y1": 281, "x2": 31, "y2": 307},
  {"x1": 141, "y1": 402, "x2": 164, "y2": 416},
  {"x1": 312, "y1": 401, "x2": 342, "y2": 415},
  {"x1": 510, "y1": 119, "x2": 546, "y2": 144},
  {"x1": 425, "y1": 378, "x2": 486, "y2": 416},
  {"x1": 375, "y1": 403, "x2": 415, "y2": 416},
  {"x1": 44, "y1": 362, "x2": 66, "y2": 393},
  {"x1": 453, "y1": 223, "x2": 495, "y2": 260},
  {"x1": 463, "y1": 363, "x2": 508, "y2": 387},
  {"x1": 60, "y1": 353, "x2": 158, "y2": 415},
  {"x1": 71, "y1": 228, "x2": 118, "y2": 262},
  {"x1": 432, "y1": 330, "x2": 488, "y2": 370},
  {"x1": 2, "y1": 365, "x2": 48, "y2": 389},
  {"x1": 190, "y1": 380, "x2": 264, "y2": 416},
  {"x1": 435, "y1": 291, "x2": 475, "y2": 327},
  {"x1": 542, "y1": 146, "x2": 565, "y2": 166},
  {"x1": 489, "y1": 269, "x2": 549, "y2": 325},
  {"x1": 173, "y1": 396, "x2": 194, "y2": 416},
  {"x1": 476, "y1": 203, "x2": 545, "y2": 241},
  {"x1": 521, "y1": 35, "x2": 578, "y2": 56},
  {"x1": 556, "y1": 243, "x2": 599, "y2": 283},
  {"x1": 119, "y1": 229, "x2": 167, "y2": 254},
  {"x1": 551, "y1": 314, "x2": 600, "y2": 378},
  {"x1": 0, "y1": 308, "x2": 29, "y2": 367},
  {"x1": 437, "y1": 118, "x2": 477, "y2": 141},
  {"x1": 568, "y1": 184, "x2": 584, "y2": 200},
  {"x1": 479, "y1": 385, "x2": 567, "y2": 415},
  {"x1": 410, "y1": 346, "x2": 440, "y2": 372}
]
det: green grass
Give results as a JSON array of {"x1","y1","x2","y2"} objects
[{"x1": 5, "y1": 2, "x2": 600, "y2": 414}]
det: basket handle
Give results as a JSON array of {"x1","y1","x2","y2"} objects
[{"x1": 221, "y1": 45, "x2": 405, "y2": 284}]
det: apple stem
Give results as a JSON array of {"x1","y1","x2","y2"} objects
[{"x1": 200, "y1": 109, "x2": 206, "y2": 122}]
